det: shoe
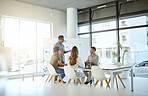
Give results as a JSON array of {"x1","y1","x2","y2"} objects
[
  {"x1": 89, "y1": 80, "x2": 92, "y2": 85},
  {"x1": 84, "y1": 81, "x2": 89, "y2": 85},
  {"x1": 59, "y1": 80, "x2": 66, "y2": 83}
]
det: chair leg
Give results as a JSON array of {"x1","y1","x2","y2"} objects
[
  {"x1": 100, "y1": 81, "x2": 103, "y2": 87},
  {"x1": 117, "y1": 75, "x2": 126, "y2": 88},
  {"x1": 92, "y1": 77, "x2": 94, "y2": 85},
  {"x1": 105, "y1": 80, "x2": 110, "y2": 89},
  {"x1": 114, "y1": 75, "x2": 118, "y2": 90},
  {"x1": 54, "y1": 76, "x2": 56, "y2": 83},
  {"x1": 45, "y1": 74, "x2": 50, "y2": 82},
  {"x1": 68, "y1": 79, "x2": 71, "y2": 84},
  {"x1": 48, "y1": 75, "x2": 53, "y2": 83},
  {"x1": 74, "y1": 79, "x2": 75, "y2": 84},
  {"x1": 77, "y1": 78, "x2": 82, "y2": 85},
  {"x1": 94, "y1": 80, "x2": 99, "y2": 87},
  {"x1": 59, "y1": 75, "x2": 63, "y2": 83}
]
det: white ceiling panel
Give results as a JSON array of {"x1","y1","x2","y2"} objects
[{"x1": 12, "y1": 0, "x2": 115, "y2": 11}]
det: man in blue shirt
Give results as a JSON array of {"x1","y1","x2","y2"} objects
[{"x1": 54, "y1": 35, "x2": 71, "y2": 64}]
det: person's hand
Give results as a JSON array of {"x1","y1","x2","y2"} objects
[
  {"x1": 59, "y1": 51, "x2": 63, "y2": 54},
  {"x1": 69, "y1": 50, "x2": 71, "y2": 52},
  {"x1": 86, "y1": 61, "x2": 89, "y2": 64},
  {"x1": 91, "y1": 62, "x2": 94, "y2": 65},
  {"x1": 88, "y1": 64, "x2": 91, "y2": 66}
]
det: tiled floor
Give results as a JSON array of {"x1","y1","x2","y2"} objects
[{"x1": 0, "y1": 75, "x2": 148, "y2": 96}]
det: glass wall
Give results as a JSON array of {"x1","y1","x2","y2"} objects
[
  {"x1": 78, "y1": 14, "x2": 148, "y2": 65},
  {"x1": 1, "y1": 17, "x2": 51, "y2": 73},
  {"x1": 2, "y1": 18, "x2": 19, "y2": 71}
]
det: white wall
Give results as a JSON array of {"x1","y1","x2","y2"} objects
[{"x1": 0, "y1": 0, "x2": 67, "y2": 38}]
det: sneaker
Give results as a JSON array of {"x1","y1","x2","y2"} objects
[
  {"x1": 84, "y1": 81, "x2": 89, "y2": 85},
  {"x1": 89, "y1": 80, "x2": 92, "y2": 85},
  {"x1": 59, "y1": 80, "x2": 66, "y2": 83}
]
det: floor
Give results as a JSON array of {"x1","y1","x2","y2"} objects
[{"x1": 0, "y1": 75, "x2": 148, "y2": 96}]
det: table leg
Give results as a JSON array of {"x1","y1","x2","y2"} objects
[
  {"x1": 131, "y1": 68, "x2": 134, "y2": 92},
  {"x1": 22, "y1": 75, "x2": 24, "y2": 81},
  {"x1": 110, "y1": 71, "x2": 114, "y2": 89},
  {"x1": 32, "y1": 73, "x2": 34, "y2": 81}
]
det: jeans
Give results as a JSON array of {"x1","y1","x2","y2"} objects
[{"x1": 55, "y1": 68, "x2": 65, "y2": 81}]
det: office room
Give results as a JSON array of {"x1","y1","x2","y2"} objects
[{"x1": 0, "y1": 0, "x2": 148, "y2": 96}]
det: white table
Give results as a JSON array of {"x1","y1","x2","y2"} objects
[
  {"x1": 99, "y1": 64, "x2": 134, "y2": 91},
  {"x1": 60, "y1": 64, "x2": 134, "y2": 91}
]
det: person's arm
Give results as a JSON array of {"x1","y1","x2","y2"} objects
[
  {"x1": 77, "y1": 57, "x2": 84, "y2": 68},
  {"x1": 86, "y1": 56, "x2": 90, "y2": 63},
  {"x1": 91, "y1": 55, "x2": 98, "y2": 65},
  {"x1": 64, "y1": 50, "x2": 71, "y2": 54},
  {"x1": 58, "y1": 61, "x2": 65, "y2": 67}
]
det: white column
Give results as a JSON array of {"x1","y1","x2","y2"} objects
[
  {"x1": 67, "y1": 7, "x2": 78, "y2": 38},
  {"x1": 0, "y1": 15, "x2": 2, "y2": 41}
]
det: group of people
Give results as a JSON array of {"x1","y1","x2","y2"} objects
[{"x1": 50, "y1": 35, "x2": 99, "y2": 84}]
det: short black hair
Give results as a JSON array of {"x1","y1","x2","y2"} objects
[
  {"x1": 53, "y1": 46, "x2": 59, "y2": 52},
  {"x1": 58, "y1": 35, "x2": 64, "y2": 40},
  {"x1": 91, "y1": 47, "x2": 96, "y2": 51}
]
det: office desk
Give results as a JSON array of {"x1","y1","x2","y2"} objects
[
  {"x1": 100, "y1": 64, "x2": 134, "y2": 91},
  {"x1": 59, "y1": 64, "x2": 134, "y2": 91}
]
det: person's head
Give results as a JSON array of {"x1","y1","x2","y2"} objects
[
  {"x1": 58, "y1": 35, "x2": 64, "y2": 43},
  {"x1": 53, "y1": 46, "x2": 59, "y2": 55},
  {"x1": 69, "y1": 46, "x2": 78, "y2": 66},
  {"x1": 90, "y1": 47, "x2": 96, "y2": 54}
]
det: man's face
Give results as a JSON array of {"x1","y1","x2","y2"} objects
[
  {"x1": 59, "y1": 38, "x2": 64, "y2": 43},
  {"x1": 90, "y1": 48, "x2": 95, "y2": 54},
  {"x1": 55, "y1": 51, "x2": 59, "y2": 55}
]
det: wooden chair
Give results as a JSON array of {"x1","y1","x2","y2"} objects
[
  {"x1": 45, "y1": 64, "x2": 63, "y2": 83},
  {"x1": 91, "y1": 66, "x2": 110, "y2": 88},
  {"x1": 64, "y1": 66, "x2": 81, "y2": 85}
]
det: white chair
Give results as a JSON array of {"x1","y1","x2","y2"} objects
[
  {"x1": 91, "y1": 66, "x2": 110, "y2": 88},
  {"x1": 64, "y1": 66, "x2": 81, "y2": 85},
  {"x1": 45, "y1": 64, "x2": 63, "y2": 83}
]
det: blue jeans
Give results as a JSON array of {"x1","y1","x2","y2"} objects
[{"x1": 55, "y1": 68, "x2": 65, "y2": 81}]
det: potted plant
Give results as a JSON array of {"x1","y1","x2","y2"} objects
[{"x1": 112, "y1": 42, "x2": 129, "y2": 78}]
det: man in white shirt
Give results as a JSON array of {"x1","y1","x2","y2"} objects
[{"x1": 84, "y1": 47, "x2": 99, "y2": 85}]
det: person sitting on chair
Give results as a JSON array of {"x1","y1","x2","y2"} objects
[
  {"x1": 67, "y1": 46, "x2": 85, "y2": 84},
  {"x1": 50, "y1": 46, "x2": 66, "y2": 83},
  {"x1": 83, "y1": 47, "x2": 99, "y2": 85}
]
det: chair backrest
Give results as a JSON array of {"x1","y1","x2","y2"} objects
[
  {"x1": 47, "y1": 64, "x2": 57, "y2": 75},
  {"x1": 91, "y1": 66, "x2": 106, "y2": 80},
  {"x1": 64, "y1": 66, "x2": 77, "y2": 79}
]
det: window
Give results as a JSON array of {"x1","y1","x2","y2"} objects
[
  {"x1": 92, "y1": 31, "x2": 116, "y2": 64},
  {"x1": 119, "y1": 16, "x2": 147, "y2": 28},
  {"x1": 92, "y1": 20, "x2": 116, "y2": 32},
  {"x1": 2, "y1": 17, "x2": 51, "y2": 73},
  {"x1": 119, "y1": 28, "x2": 148, "y2": 64},
  {"x1": 78, "y1": 25, "x2": 89, "y2": 33},
  {"x1": 79, "y1": 34, "x2": 89, "y2": 38},
  {"x1": 147, "y1": 31, "x2": 148, "y2": 45}
]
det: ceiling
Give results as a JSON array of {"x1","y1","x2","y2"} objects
[{"x1": 12, "y1": 0, "x2": 115, "y2": 11}]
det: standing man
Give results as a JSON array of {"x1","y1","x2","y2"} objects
[
  {"x1": 54, "y1": 35, "x2": 71, "y2": 64},
  {"x1": 84, "y1": 47, "x2": 99, "y2": 85}
]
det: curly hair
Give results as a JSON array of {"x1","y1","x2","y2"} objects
[{"x1": 68, "y1": 46, "x2": 78, "y2": 66}]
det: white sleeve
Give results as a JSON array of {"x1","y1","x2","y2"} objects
[
  {"x1": 77, "y1": 57, "x2": 84, "y2": 68},
  {"x1": 67, "y1": 60, "x2": 70, "y2": 66}
]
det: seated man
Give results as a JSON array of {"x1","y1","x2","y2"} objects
[
  {"x1": 50, "y1": 46, "x2": 66, "y2": 83},
  {"x1": 83, "y1": 47, "x2": 99, "y2": 85}
]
